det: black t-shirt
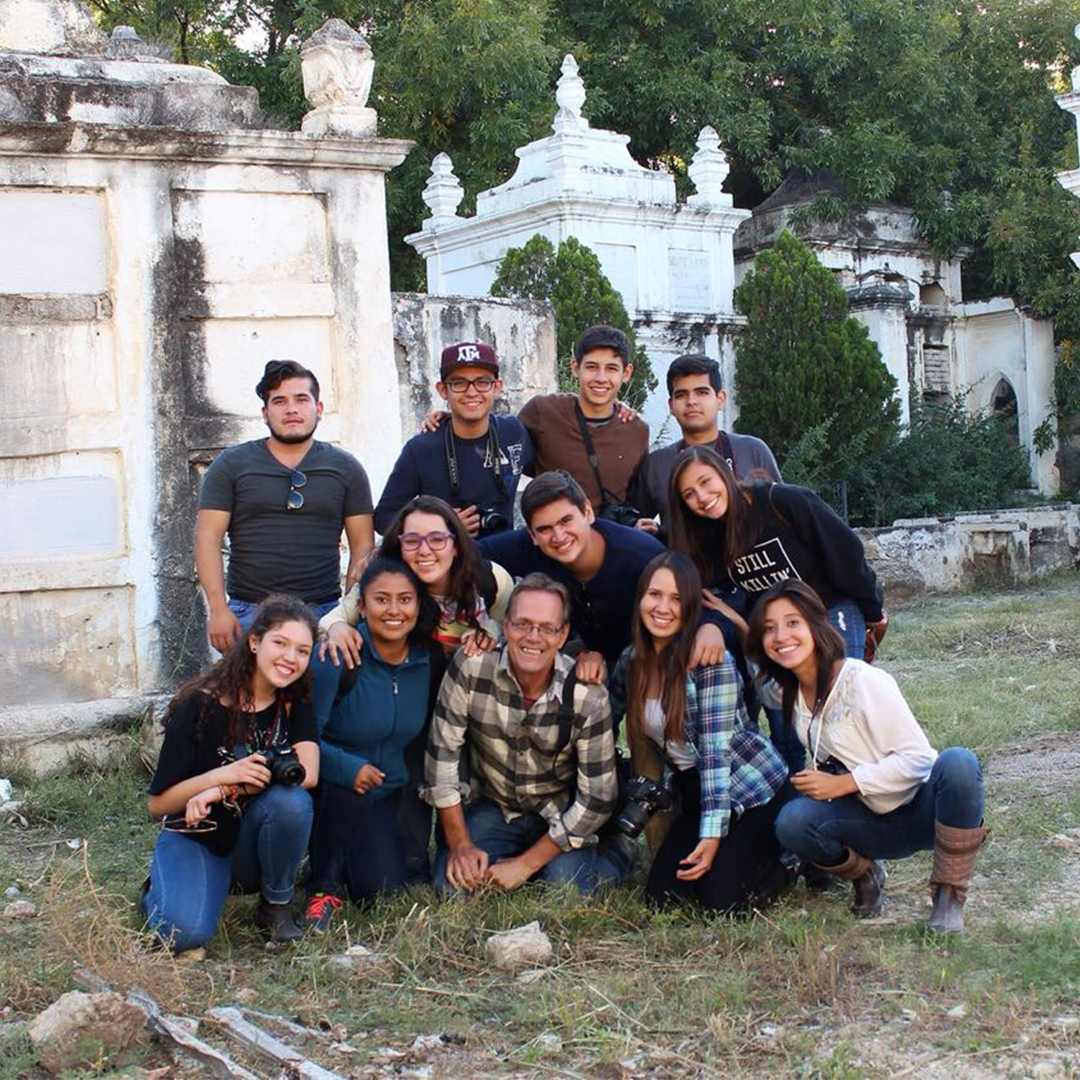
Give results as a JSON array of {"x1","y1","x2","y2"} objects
[
  {"x1": 374, "y1": 416, "x2": 532, "y2": 536},
  {"x1": 198, "y1": 439, "x2": 373, "y2": 603},
  {"x1": 479, "y1": 518, "x2": 665, "y2": 668},
  {"x1": 724, "y1": 484, "x2": 883, "y2": 622},
  {"x1": 148, "y1": 692, "x2": 317, "y2": 855}
]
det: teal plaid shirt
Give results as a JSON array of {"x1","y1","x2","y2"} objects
[{"x1": 610, "y1": 649, "x2": 788, "y2": 839}]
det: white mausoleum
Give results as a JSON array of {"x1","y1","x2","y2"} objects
[
  {"x1": 733, "y1": 174, "x2": 1059, "y2": 494},
  {"x1": 406, "y1": 55, "x2": 750, "y2": 432}
]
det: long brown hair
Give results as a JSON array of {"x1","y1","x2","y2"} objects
[
  {"x1": 166, "y1": 595, "x2": 318, "y2": 746},
  {"x1": 379, "y1": 495, "x2": 483, "y2": 627},
  {"x1": 667, "y1": 445, "x2": 763, "y2": 585},
  {"x1": 627, "y1": 552, "x2": 703, "y2": 746},
  {"x1": 744, "y1": 580, "x2": 846, "y2": 727}
]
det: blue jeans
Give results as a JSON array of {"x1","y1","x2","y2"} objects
[
  {"x1": 433, "y1": 799, "x2": 632, "y2": 895},
  {"x1": 228, "y1": 598, "x2": 338, "y2": 632},
  {"x1": 774, "y1": 747, "x2": 984, "y2": 865},
  {"x1": 765, "y1": 599, "x2": 867, "y2": 774},
  {"x1": 143, "y1": 784, "x2": 313, "y2": 952}
]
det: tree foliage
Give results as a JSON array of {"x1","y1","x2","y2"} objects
[
  {"x1": 87, "y1": 0, "x2": 1080, "y2": 414},
  {"x1": 733, "y1": 231, "x2": 900, "y2": 475},
  {"x1": 491, "y1": 234, "x2": 657, "y2": 410},
  {"x1": 846, "y1": 397, "x2": 1032, "y2": 526}
]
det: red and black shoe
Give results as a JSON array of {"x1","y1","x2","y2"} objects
[{"x1": 303, "y1": 892, "x2": 343, "y2": 933}]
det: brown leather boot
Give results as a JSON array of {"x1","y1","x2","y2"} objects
[
  {"x1": 927, "y1": 822, "x2": 989, "y2": 933},
  {"x1": 815, "y1": 848, "x2": 886, "y2": 918}
]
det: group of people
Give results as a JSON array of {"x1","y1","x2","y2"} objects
[{"x1": 143, "y1": 329, "x2": 989, "y2": 955}]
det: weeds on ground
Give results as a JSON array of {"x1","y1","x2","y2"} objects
[{"x1": 1, "y1": 575, "x2": 1079, "y2": 1077}]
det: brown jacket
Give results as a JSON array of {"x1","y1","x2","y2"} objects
[{"x1": 519, "y1": 393, "x2": 649, "y2": 509}]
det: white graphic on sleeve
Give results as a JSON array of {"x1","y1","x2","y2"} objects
[{"x1": 730, "y1": 537, "x2": 800, "y2": 593}]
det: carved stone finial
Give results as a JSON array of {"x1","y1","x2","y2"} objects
[
  {"x1": 552, "y1": 54, "x2": 588, "y2": 134},
  {"x1": 422, "y1": 153, "x2": 465, "y2": 223},
  {"x1": 686, "y1": 126, "x2": 733, "y2": 208},
  {"x1": 300, "y1": 18, "x2": 377, "y2": 138},
  {"x1": 107, "y1": 25, "x2": 170, "y2": 60}
]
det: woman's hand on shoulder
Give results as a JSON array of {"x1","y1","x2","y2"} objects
[
  {"x1": 676, "y1": 838, "x2": 720, "y2": 881},
  {"x1": 320, "y1": 622, "x2": 363, "y2": 668},
  {"x1": 460, "y1": 628, "x2": 498, "y2": 658},
  {"x1": 574, "y1": 650, "x2": 607, "y2": 685},
  {"x1": 690, "y1": 623, "x2": 726, "y2": 668}
]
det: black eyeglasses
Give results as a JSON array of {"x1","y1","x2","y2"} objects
[
  {"x1": 445, "y1": 376, "x2": 496, "y2": 394},
  {"x1": 286, "y1": 469, "x2": 306, "y2": 511}
]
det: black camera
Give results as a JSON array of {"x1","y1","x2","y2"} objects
[
  {"x1": 598, "y1": 501, "x2": 643, "y2": 528},
  {"x1": 615, "y1": 775, "x2": 675, "y2": 838},
  {"x1": 261, "y1": 743, "x2": 306, "y2": 786},
  {"x1": 476, "y1": 504, "x2": 510, "y2": 535},
  {"x1": 815, "y1": 756, "x2": 849, "y2": 776}
]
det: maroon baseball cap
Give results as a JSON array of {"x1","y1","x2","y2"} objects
[{"x1": 440, "y1": 341, "x2": 499, "y2": 379}]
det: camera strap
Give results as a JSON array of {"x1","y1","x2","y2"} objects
[
  {"x1": 444, "y1": 420, "x2": 506, "y2": 502},
  {"x1": 573, "y1": 402, "x2": 622, "y2": 509}
]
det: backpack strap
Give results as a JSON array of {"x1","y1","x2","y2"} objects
[{"x1": 555, "y1": 668, "x2": 579, "y2": 753}]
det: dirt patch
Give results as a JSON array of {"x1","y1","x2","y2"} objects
[{"x1": 986, "y1": 732, "x2": 1080, "y2": 797}]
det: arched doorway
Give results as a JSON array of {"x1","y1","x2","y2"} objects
[{"x1": 990, "y1": 377, "x2": 1020, "y2": 446}]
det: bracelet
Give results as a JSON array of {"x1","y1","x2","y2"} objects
[{"x1": 219, "y1": 784, "x2": 240, "y2": 807}]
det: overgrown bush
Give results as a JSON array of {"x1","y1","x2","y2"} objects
[
  {"x1": 491, "y1": 234, "x2": 657, "y2": 410},
  {"x1": 842, "y1": 396, "x2": 1033, "y2": 526}
]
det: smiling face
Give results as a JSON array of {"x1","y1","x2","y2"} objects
[
  {"x1": 639, "y1": 566, "x2": 683, "y2": 647},
  {"x1": 359, "y1": 571, "x2": 419, "y2": 652},
  {"x1": 398, "y1": 509, "x2": 457, "y2": 594},
  {"x1": 760, "y1": 597, "x2": 818, "y2": 680},
  {"x1": 527, "y1": 496, "x2": 596, "y2": 566},
  {"x1": 571, "y1": 347, "x2": 633, "y2": 413},
  {"x1": 251, "y1": 619, "x2": 314, "y2": 692},
  {"x1": 669, "y1": 374, "x2": 725, "y2": 437},
  {"x1": 435, "y1": 364, "x2": 502, "y2": 426},
  {"x1": 262, "y1": 376, "x2": 322, "y2": 444},
  {"x1": 677, "y1": 460, "x2": 730, "y2": 520},
  {"x1": 504, "y1": 588, "x2": 570, "y2": 682}
]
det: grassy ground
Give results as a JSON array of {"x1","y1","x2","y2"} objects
[{"x1": 1, "y1": 574, "x2": 1079, "y2": 1078}]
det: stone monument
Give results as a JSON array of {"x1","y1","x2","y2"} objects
[
  {"x1": 405, "y1": 54, "x2": 750, "y2": 431},
  {"x1": 0, "y1": 0, "x2": 412, "y2": 767}
]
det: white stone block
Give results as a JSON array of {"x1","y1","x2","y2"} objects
[
  {"x1": 172, "y1": 189, "x2": 331, "y2": 284},
  {"x1": 0, "y1": 586, "x2": 138, "y2": 706},
  {"x1": 0, "y1": 188, "x2": 108, "y2": 294},
  {"x1": 195, "y1": 317, "x2": 335, "y2": 417},
  {"x1": 0, "y1": 450, "x2": 123, "y2": 560}
]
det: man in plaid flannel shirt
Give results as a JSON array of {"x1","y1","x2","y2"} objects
[{"x1": 424, "y1": 573, "x2": 630, "y2": 893}]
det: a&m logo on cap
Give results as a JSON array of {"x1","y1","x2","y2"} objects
[{"x1": 457, "y1": 344, "x2": 482, "y2": 364}]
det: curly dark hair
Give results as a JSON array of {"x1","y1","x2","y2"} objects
[
  {"x1": 378, "y1": 495, "x2": 483, "y2": 629},
  {"x1": 166, "y1": 595, "x2": 318, "y2": 747}
]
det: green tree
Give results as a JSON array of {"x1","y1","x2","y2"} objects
[
  {"x1": 733, "y1": 231, "x2": 901, "y2": 476},
  {"x1": 847, "y1": 397, "x2": 1032, "y2": 526},
  {"x1": 491, "y1": 234, "x2": 657, "y2": 410}
]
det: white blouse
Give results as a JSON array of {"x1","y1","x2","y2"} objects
[
  {"x1": 792, "y1": 659, "x2": 938, "y2": 814},
  {"x1": 643, "y1": 698, "x2": 697, "y2": 771}
]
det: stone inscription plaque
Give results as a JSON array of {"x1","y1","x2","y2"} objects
[{"x1": 668, "y1": 249, "x2": 711, "y2": 311}]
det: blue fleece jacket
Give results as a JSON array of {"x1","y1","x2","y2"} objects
[{"x1": 314, "y1": 624, "x2": 432, "y2": 796}]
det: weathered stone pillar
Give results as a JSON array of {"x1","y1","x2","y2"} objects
[{"x1": 0, "y1": 2, "x2": 411, "y2": 768}]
